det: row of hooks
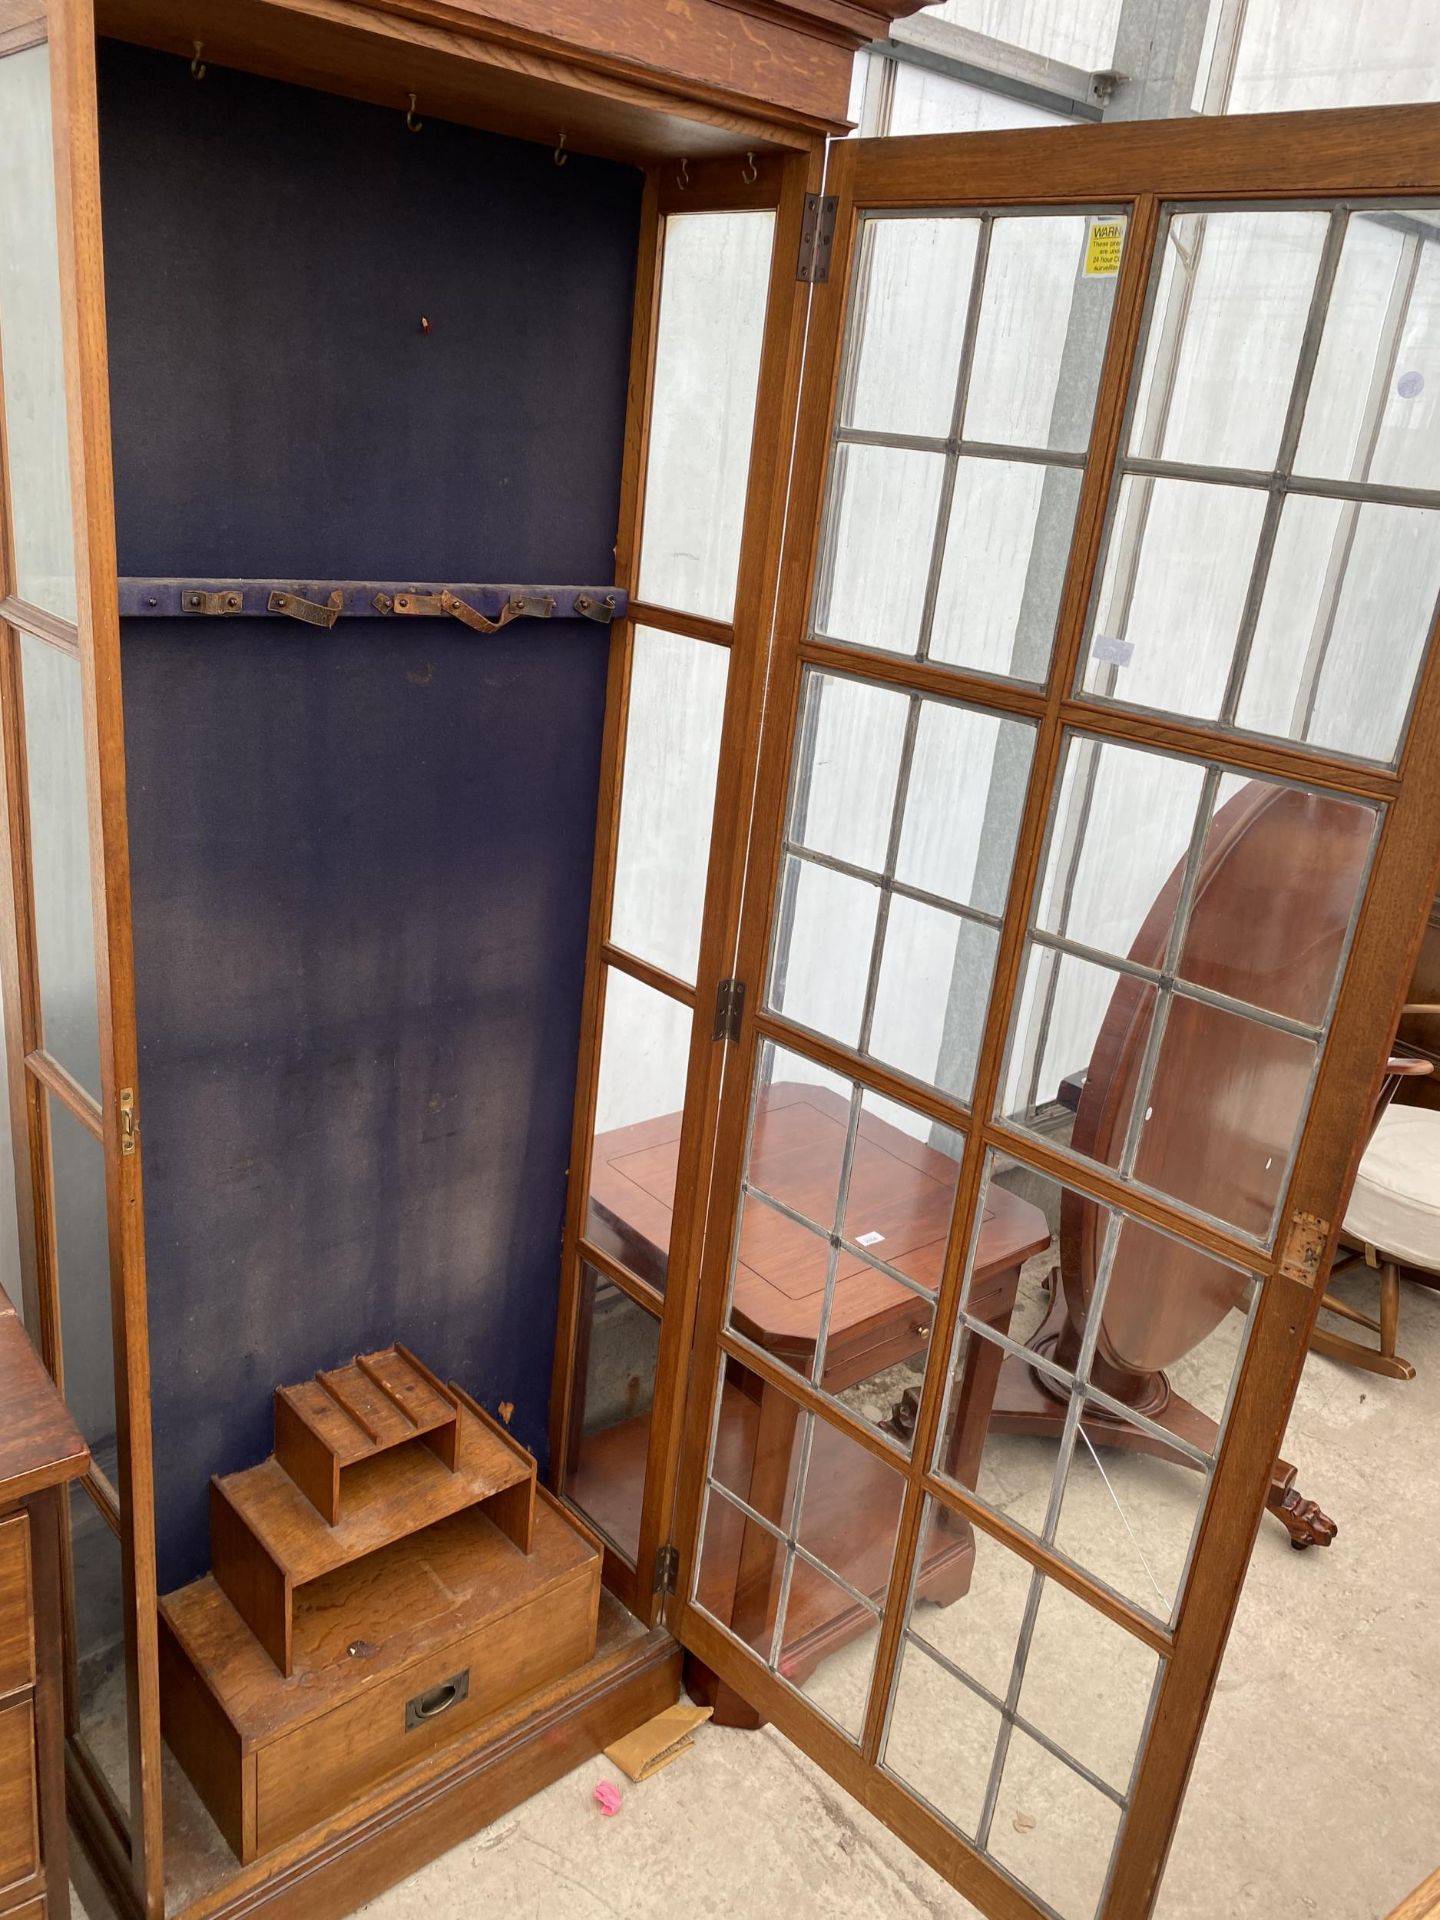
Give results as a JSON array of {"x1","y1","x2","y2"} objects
[{"x1": 188, "y1": 43, "x2": 763, "y2": 182}]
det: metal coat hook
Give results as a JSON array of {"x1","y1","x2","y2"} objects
[
  {"x1": 676, "y1": 155, "x2": 690, "y2": 192},
  {"x1": 742, "y1": 151, "x2": 758, "y2": 185},
  {"x1": 554, "y1": 130, "x2": 568, "y2": 166},
  {"x1": 191, "y1": 39, "x2": 206, "y2": 79},
  {"x1": 406, "y1": 92, "x2": 423, "y2": 133}
]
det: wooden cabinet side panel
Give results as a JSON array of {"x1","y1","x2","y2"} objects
[{"x1": 157, "y1": 1612, "x2": 248, "y2": 1862}]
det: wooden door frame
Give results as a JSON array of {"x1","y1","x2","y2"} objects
[
  {"x1": 666, "y1": 103, "x2": 1440, "y2": 1920},
  {"x1": 548, "y1": 142, "x2": 825, "y2": 1622},
  {"x1": 0, "y1": 2, "x2": 164, "y2": 1913}
]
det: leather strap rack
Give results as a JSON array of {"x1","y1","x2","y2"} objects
[{"x1": 118, "y1": 580, "x2": 625, "y2": 625}]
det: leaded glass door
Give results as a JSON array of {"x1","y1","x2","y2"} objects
[{"x1": 666, "y1": 107, "x2": 1440, "y2": 1919}]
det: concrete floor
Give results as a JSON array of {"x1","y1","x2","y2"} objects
[
  {"x1": 352, "y1": 1266, "x2": 1440, "y2": 1920},
  {"x1": 71, "y1": 1266, "x2": 1440, "y2": 1920}
]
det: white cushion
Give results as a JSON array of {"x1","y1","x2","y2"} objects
[{"x1": 1344, "y1": 1104, "x2": 1440, "y2": 1273}]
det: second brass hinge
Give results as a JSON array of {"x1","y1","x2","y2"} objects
[
  {"x1": 119, "y1": 1087, "x2": 136, "y2": 1157},
  {"x1": 653, "y1": 1542, "x2": 679, "y2": 1595},
  {"x1": 796, "y1": 193, "x2": 839, "y2": 283},
  {"x1": 713, "y1": 977, "x2": 746, "y2": 1044}
]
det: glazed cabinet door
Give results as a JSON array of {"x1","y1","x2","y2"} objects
[
  {"x1": 0, "y1": 1, "x2": 162, "y2": 1911},
  {"x1": 549, "y1": 149, "x2": 822, "y2": 1620},
  {"x1": 664, "y1": 109, "x2": 1440, "y2": 1919}
]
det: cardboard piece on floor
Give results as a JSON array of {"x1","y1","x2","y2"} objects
[{"x1": 604, "y1": 1703, "x2": 713, "y2": 1782}]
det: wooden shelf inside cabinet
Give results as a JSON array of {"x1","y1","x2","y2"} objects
[{"x1": 210, "y1": 1348, "x2": 535, "y2": 1676}]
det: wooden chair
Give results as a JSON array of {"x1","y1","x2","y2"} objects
[
  {"x1": 994, "y1": 780, "x2": 1383, "y2": 1549},
  {"x1": 1313, "y1": 1007, "x2": 1440, "y2": 1379}
]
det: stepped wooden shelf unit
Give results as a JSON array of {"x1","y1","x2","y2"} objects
[{"x1": 160, "y1": 1346, "x2": 599, "y2": 1864}]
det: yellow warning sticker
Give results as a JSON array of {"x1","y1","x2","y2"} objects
[{"x1": 1084, "y1": 215, "x2": 1126, "y2": 278}]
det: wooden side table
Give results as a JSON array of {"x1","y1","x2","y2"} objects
[
  {"x1": 585, "y1": 1081, "x2": 1050, "y2": 1718},
  {"x1": 0, "y1": 1285, "x2": 90, "y2": 1920}
]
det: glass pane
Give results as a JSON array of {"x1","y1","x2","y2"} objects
[
  {"x1": 1237, "y1": 494, "x2": 1440, "y2": 762},
  {"x1": 586, "y1": 970, "x2": 692, "y2": 1290},
  {"x1": 695, "y1": 1387, "x2": 905, "y2": 1741},
  {"x1": 770, "y1": 670, "x2": 1034, "y2": 1103},
  {"x1": 1129, "y1": 211, "x2": 1329, "y2": 471},
  {"x1": 989, "y1": 1730, "x2": 1122, "y2": 1920},
  {"x1": 1012, "y1": 738, "x2": 1376, "y2": 1234},
  {"x1": 22, "y1": 634, "x2": 100, "y2": 1095},
  {"x1": 814, "y1": 443, "x2": 946, "y2": 655},
  {"x1": 1218, "y1": 4, "x2": 1440, "y2": 118},
  {"x1": 1081, "y1": 476, "x2": 1268, "y2": 723},
  {"x1": 929, "y1": 458, "x2": 1083, "y2": 681},
  {"x1": 51, "y1": 1096, "x2": 116, "y2": 1482},
  {"x1": 0, "y1": 44, "x2": 77, "y2": 622},
  {"x1": 68, "y1": 1485, "x2": 129, "y2": 1810},
  {"x1": 843, "y1": 216, "x2": 980, "y2": 438},
  {"x1": 934, "y1": 1154, "x2": 1257, "y2": 1624},
  {"x1": 964, "y1": 214, "x2": 1118, "y2": 456},
  {"x1": 882, "y1": 1499, "x2": 1151, "y2": 1920},
  {"x1": 609, "y1": 627, "x2": 729, "y2": 984},
  {"x1": 562, "y1": 1267, "x2": 659, "y2": 1565},
  {"x1": 1296, "y1": 209, "x2": 1440, "y2": 488},
  {"x1": 637, "y1": 210, "x2": 774, "y2": 623},
  {"x1": 726, "y1": 1041, "x2": 963, "y2": 1442}
]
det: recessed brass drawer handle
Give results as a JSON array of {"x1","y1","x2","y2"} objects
[{"x1": 405, "y1": 1668, "x2": 470, "y2": 1730}]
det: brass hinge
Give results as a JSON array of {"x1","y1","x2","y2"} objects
[
  {"x1": 653, "y1": 1542, "x2": 679, "y2": 1595},
  {"x1": 119, "y1": 1087, "x2": 136, "y2": 1157},
  {"x1": 713, "y1": 977, "x2": 746, "y2": 1044},
  {"x1": 796, "y1": 193, "x2": 839, "y2": 284},
  {"x1": 1278, "y1": 1210, "x2": 1331, "y2": 1287}
]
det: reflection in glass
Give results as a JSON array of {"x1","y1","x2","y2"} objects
[
  {"x1": 609, "y1": 627, "x2": 729, "y2": 984},
  {"x1": 965, "y1": 215, "x2": 1115, "y2": 455},
  {"x1": 843, "y1": 215, "x2": 980, "y2": 438},
  {"x1": 934, "y1": 1153, "x2": 1258, "y2": 1626},
  {"x1": 724, "y1": 1042, "x2": 967, "y2": 1445},
  {"x1": 881, "y1": 1500, "x2": 1154, "y2": 1920},
  {"x1": 1129, "y1": 209, "x2": 1328, "y2": 472},
  {"x1": 586, "y1": 970, "x2": 692, "y2": 1289},
  {"x1": 562, "y1": 1267, "x2": 660, "y2": 1565},
  {"x1": 0, "y1": 44, "x2": 77, "y2": 621},
  {"x1": 22, "y1": 635, "x2": 101, "y2": 1095},
  {"x1": 769, "y1": 671, "x2": 1033, "y2": 1106},
  {"x1": 1087, "y1": 200, "x2": 1440, "y2": 766},
  {"x1": 819, "y1": 205, "x2": 1118, "y2": 685},
  {"x1": 1008, "y1": 735, "x2": 1377, "y2": 1238},
  {"x1": 52, "y1": 1096, "x2": 116, "y2": 1482},
  {"x1": 637, "y1": 211, "x2": 774, "y2": 622},
  {"x1": 1082, "y1": 475, "x2": 1267, "y2": 723},
  {"x1": 930, "y1": 459, "x2": 1083, "y2": 681},
  {"x1": 68, "y1": 1486, "x2": 130, "y2": 1812},
  {"x1": 815, "y1": 443, "x2": 946, "y2": 655},
  {"x1": 695, "y1": 1392, "x2": 906, "y2": 1743}
]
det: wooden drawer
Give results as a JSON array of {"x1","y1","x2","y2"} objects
[
  {"x1": 0, "y1": 1513, "x2": 33, "y2": 1699},
  {"x1": 253, "y1": 1551, "x2": 597, "y2": 1854},
  {"x1": 0, "y1": 1696, "x2": 39, "y2": 1892}
]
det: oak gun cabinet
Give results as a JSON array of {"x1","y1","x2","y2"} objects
[{"x1": 4, "y1": 0, "x2": 1440, "y2": 1916}]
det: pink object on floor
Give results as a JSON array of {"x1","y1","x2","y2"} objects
[{"x1": 594, "y1": 1780, "x2": 623, "y2": 1816}]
